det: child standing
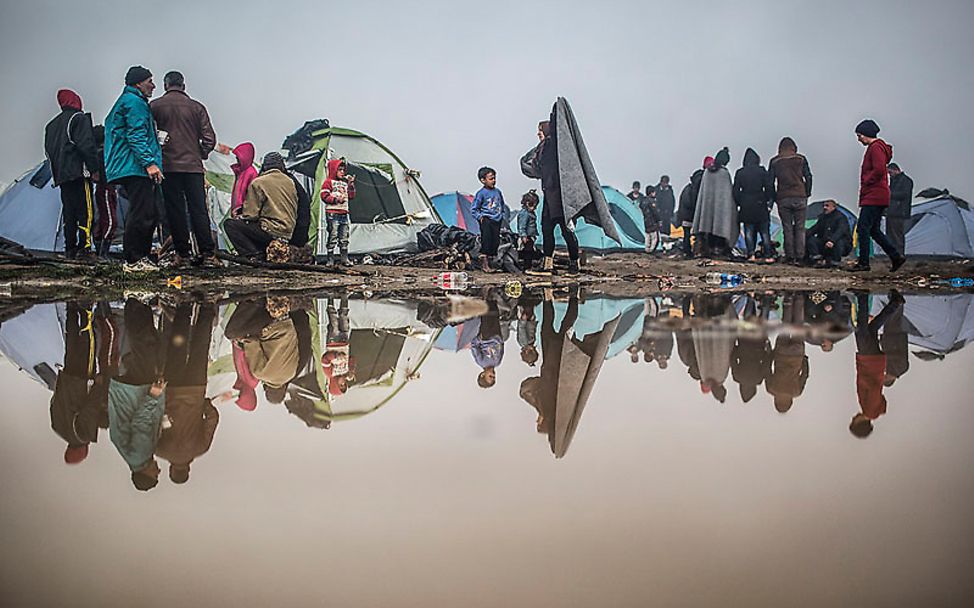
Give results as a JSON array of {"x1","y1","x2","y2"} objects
[
  {"x1": 471, "y1": 166, "x2": 506, "y2": 273},
  {"x1": 639, "y1": 185, "x2": 661, "y2": 253},
  {"x1": 517, "y1": 189, "x2": 540, "y2": 269},
  {"x1": 319, "y1": 157, "x2": 357, "y2": 266}
]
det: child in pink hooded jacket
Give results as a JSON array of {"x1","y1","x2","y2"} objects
[{"x1": 230, "y1": 142, "x2": 257, "y2": 217}]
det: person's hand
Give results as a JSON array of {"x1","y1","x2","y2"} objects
[
  {"x1": 347, "y1": 174, "x2": 355, "y2": 183},
  {"x1": 90, "y1": 171, "x2": 101, "y2": 182},
  {"x1": 150, "y1": 380, "x2": 167, "y2": 397},
  {"x1": 825, "y1": 241, "x2": 834, "y2": 249},
  {"x1": 147, "y1": 164, "x2": 163, "y2": 184}
]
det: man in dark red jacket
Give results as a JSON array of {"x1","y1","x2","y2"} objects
[{"x1": 848, "y1": 119, "x2": 906, "y2": 272}]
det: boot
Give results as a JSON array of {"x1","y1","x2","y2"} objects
[
  {"x1": 324, "y1": 252, "x2": 335, "y2": 267},
  {"x1": 340, "y1": 249, "x2": 352, "y2": 267},
  {"x1": 567, "y1": 259, "x2": 580, "y2": 275},
  {"x1": 479, "y1": 254, "x2": 492, "y2": 273},
  {"x1": 543, "y1": 256, "x2": 554, "y2": 272}
]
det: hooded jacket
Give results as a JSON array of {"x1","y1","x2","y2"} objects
[
  {"x1": 320, "y1": 158, "x2": 356, "y2": 214},
  {"x1": 677, "y1": 169, "x2": 704, "y2": 224},
  {"x1": 655, "y1": 182, "x2": 676, "y2": 222},
  {"x1": 44, "y1": 101, "x2": 100, "y2": 186},
  {"x1": 888, "y1": 171, "x2": 914, "y2": 218},
  {"x1": 154, "y1": 395, "x2": 219, "y2": 469},
  {"x1": 732, "y1": 148, "x2": 771, "y2": 224},
  {"x1": 230, "y1": 142, "x2": 258, "y2": 214},
  {"x1": 768, "y1": 143, "x2": 813, "y2": 202},
  {"x1": 149, "y1": 89, "x2": 217, "y2": 173},
  {"x1": 859, "y1": 139, "x2": 894, "y2": 207},
  {"x1": 242, "y1": 168, "x2": 298, "y2": 239},
  {"x1": 103, "y1": 85, "x2": 164, "y2": 183}
]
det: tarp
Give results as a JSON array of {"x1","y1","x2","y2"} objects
[{"x1": 904, "y1": 195, "x2": 974, "y2": 257}]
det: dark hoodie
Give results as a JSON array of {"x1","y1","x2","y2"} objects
[
  {"x1": 677, "y1": 169, "x2": 705, "y2": 225},
  {"x1": 320, "y1": 158, "x2": 356, "y2": 214},
  {"x1": 768, "y1": 138, "x2": 813, "y2": 202},
  {"x1": 859, "y1": 139, "x2": 894, "y2": 207},
  {"x1": 733, "y1": 148, "x2": 771, "y2": 224},
  {"x1": 44, "y1": 90, "x2": 100, "y2": 186}
]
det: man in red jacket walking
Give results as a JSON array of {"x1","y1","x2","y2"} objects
[{"x1": 848, "y1": 119, "x2": 907, "y2": 272}]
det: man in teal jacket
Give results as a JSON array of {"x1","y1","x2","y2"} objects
[{"x1": 104, "y1": 66, "x2": 164, "y2": 270}]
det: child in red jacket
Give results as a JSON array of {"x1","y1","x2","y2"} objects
[{"x1": 319, "y1": 158, "x2": 356, "y2": 266}]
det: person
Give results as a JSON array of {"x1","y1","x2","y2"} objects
[
  {"x1": 690, "y1": 294, "x2": 736, "y2": 404},
  {"x1": 692, "y1": 148, "x2": 737, "y2": 258},
  {"x1": 732, "y1": 332, "x2": 771, "y2": 403},
  {"x1": 44, "y1": 89, "x2": 100, "y2": 260},
  {"x1": 627, "y1": 181, "x2": 642, "y2": 203},
  {"x1": 149, "y1": 71, "x2": 219, "y2": 268},
  {"x1": 639, "y1": 185, "x2": 661, "y2": 253},
  {"x1": 471, "y1": 166, "x2": 506, "y2": 273},
  {"x1": 677, "y1": 168, "x2": 704, "y2": 258},
  {"x1": 881, "y1": 293, "x2": 910, "y2": 386},
  {"x1": 472, "y1": 298, "x2": 505, "y2": 388},
  {"x1": 319, "y1": 157, "x2": 357, "y2": 266},
  {"x1": 155, "y1": 302, "x2": 219, "y2": 485},
  {"x1": 887, "y1": 162, "x2": 914, "y2": 256},
  {"x1": 768, "y1": 137, "x2": 813, "y2": 264},
  {"x1": 849, "y1": 290, "x2": 905, "y2": 438},
  {"x1": 104, "y1": 66, "x2": 164, "y2": 272},
  {"x1": 224, "y1": 152, "x2": 298, "y2": 259},
  {"x1": 321, "y1": 296, "x2": 355, "y2": 396},
  {"x1": 655, "y1": 175, "x2": 676, "y2": 236},
  {"x1": 733, "y1": 148, "x2": 772, "y2": 261},
  {"x1": 848, "y1": 120, "x2": 907, "y2": 272},
  {"x1": 765, "y1": 294, "x2": 809, "y2": 413},
  {"x1": 91, "y1": 125, "x2": 119, "y2": 257},
  {"x1": 229, "y1": 142, "x2": 258, "y2": 217},
  {"x1": 517, "y1": 190, "x2": 540, "y2": 269},
  {"x1": 805, "y1": 199, "x2": 852, "y2": 267},
  {"x1": 109, "y1": 298, "x2": 166, "y2": 491},
  {"x1": 517, "y1": 294, "x2": 540, "y2": 367},
  {"x1": 225, "y1": 296, "x2": 301, "y2": 404}
]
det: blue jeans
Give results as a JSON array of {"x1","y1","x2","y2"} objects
[
  {"x1": 857, "y1": 206, "x2": 900, "y2": 265},
  {"x1": 326, "y1": 213, "x2": 349, "y2": 253},
  {"x1": 743, "y1": 222, "x2": 771, "y2": 257}
]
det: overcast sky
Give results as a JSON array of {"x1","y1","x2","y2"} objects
[{"x1": 2, "y1": 0, "x2": 972, "y2": 204}]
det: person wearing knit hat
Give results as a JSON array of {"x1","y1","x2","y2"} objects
[
  {"x1": 847, "y1": 119, "x2": 907, "y2": 272},
  {"x1": 224, "y1": 151, "x2": 300, "y2": 258},
  {"x1": 104, "y1": 66, "x2": 164, "y2": 271},
  {"x1": 44, "y1": 88, "x2": 100, "y2": 259}
]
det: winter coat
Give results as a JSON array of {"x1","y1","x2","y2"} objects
[
  {"x1": 230, "y1": 142, "x2": 257, "y2": 214},
  {"x1": 692, "y1": 166, "x2": 738, "y2": 242},
  {"x1": 807, "y1": 209, "x2": 852, "y2": 253},
  {"x1": 154, "y1": 393, "x2": 219, "y2": 468},
  {"x1": 655, "y1": 184, "x2": 676, "y2": 222},
  {"x1": 856, "y1": 354, "x2": 887, "y2": 419},
  {"x1": 149, "y1": 90, "x2": 217, "y2": 174},
  {"x1": 471, "y1": 186, "x2": 507, "y2": 223},
  {"x1": 240, "y1": 317, "x2": 300, "y2": 389},
  {"x1": 732, "y1": 148, "x2": 771, "y2": 225},
  {"x1": 108, "y1": 380, "x2": 165, "y2": 472},
  {"x1": 320, "y1": 158, "x2": 356, "y2": 214},
  {"x1": 103, "y1": 86, "x2": 163, "y2": 183},
  {"x1": 677, "y1": 169, "x2": 704, "y2": 224},
  {"x1": 888, "y1": 171, "x2": 914, "y2": 218},
  {"x1": 765, "y1": 337, "x2": 809, "y2": 403},
  {"x1": 242, "y1": 169, "x2": 298, "y2": 240},
  {"x1": 639, "y1": 196, "x2": 660, "y2": 231},
  {"x1": 859, "y1": 139, "x2": 894, "y2": 207},
  {"x1": 517, "y1": 208, "x2": 538, "y2": 239},
  {"x1": 768, "y1": 153, "x2": 813, "y2": 202},
  {"x1": 44, "y1": 109, "x2": 100, "y2": 185}
]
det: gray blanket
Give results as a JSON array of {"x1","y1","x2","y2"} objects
[
  {"x1": 553, "y1": 98, "x2": 621, "y2": 244},
  {"x1": 692, "y1": 167, "x2": 738, "y2": 243}
]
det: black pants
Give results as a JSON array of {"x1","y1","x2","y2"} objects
[
  {"x1": 886, "y1": 216, "x2": 908, "y2": 256},
  {"x1": 540, "y1": 207, "x2": 579, "y2": 260},
  {"x1": 224, "y1": 218, "x2": 273, "y2": 257},
  {"x1": 164, "y1": 302, "x2": 216, "y2": 387},
  {"x1": 63, "y1": 302, "x2": 96, "y2": 378},
  {"x1": 806, "y1": 236, "x2": 849, "y2": 263},
  {"x1": 117, "y1": 176, "x2": 160, "y2": 263},
  {"x1": 162, "y1": 172, "x2": 214, "y2": 257},
  {"x1": 854, "y1": 293, "x2": 900, "y2": 355},
  {"x1": 118, "y1": 300, "x2": 164, "y2": 385},
  {"x1": 60, "y1": 178, "x2": 94, "y2": 255},
  {"x1": 857, "y1": 206, "x2": 900, "y2": 265},
  {"x1": 480, "y1": 218, "x2": 501, "y2": 257}
]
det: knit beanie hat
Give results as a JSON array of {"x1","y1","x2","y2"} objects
[
  {"x1": 714, "y1": 147, "x2": 730, "y2": 169},
  {"x1": 855, "y1": 119, "x2": 880, "y2": 138},
  {"x1": 56, "y1": 89, "x2": 82, "y2": 111},
  {"x1": 124, "y1": 65, "x2": 153, "y2": 86},
  {"x1": 702, "y1": 156, "x2": 715, "y2": 170},
  {"x1": 261, "y1": 152, "x2": 287, "y2": 173}
]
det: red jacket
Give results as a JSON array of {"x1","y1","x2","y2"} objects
[
  {"x1": 320, "y1": 158, "x2": 356, "y2": 215},
  {"x1": 859, "y1": 139, "x2": 893, "y2": 207},
  {"x1": 856, "y1": 354, "x2": 887, "y2": 420}
]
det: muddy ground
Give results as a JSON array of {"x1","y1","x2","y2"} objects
[{"x1": 2, "y1": 253, "x2": 972, "y2": 314}]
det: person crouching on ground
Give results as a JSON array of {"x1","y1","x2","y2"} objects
[
  {"x1": 806, "y1": 199, "x2": 852, "y2": 267},
  {"x1": 517, "y1": 189, "x2": 540, "y2": 269},
  {"x1": 320, "y1": 157, "x2": 356, "y2": 266},
  {"x1": 847, "y1": 119, "x2": 907, "y2": 273},
  {"x1": 639, "y1": 185, "x2": 661, "y2": 253},
  {"x1": 472, "y1": 166, "x2": 506, "y2": 273},
  {"x1": 223, "y1": 152, "x2": 297, "y2": 260}
]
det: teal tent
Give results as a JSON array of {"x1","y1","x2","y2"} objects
[{"x1": 537, "y1": 186, "x2": 646, "y2": 253}]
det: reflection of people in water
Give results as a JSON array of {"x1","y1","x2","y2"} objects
[
  {"x1": 804, "y1": 291, "x2": 853, "y2": 352},
  {"x1": 225, "y1": 296, "x2": 301, "y2": 406},
  {"x1": 155, "y1": 302, "x2": 219, "y2": 485},
  {"x1": 732, "y1": 334, "x2": 771, "y2": 403},
  {"x1": 473, "y1": 298, "x2": 505, "y2": 388},
  {"x1": 691, "y1": 294, "x2": 736, "y2": 403},
  {"x1": 109, "y1": 299, "x2": 166, "y2": 491},
  {"x1": 766, "y1": 293, "x2": 809, "y2": 413},
  {"x1": 50, "y1": 302, "x2": 118, "y2": 465},
  {"x1": 676, "y1": 296, "x2": 701, "y2": 384},
  {"x1": 517, "y1": 295, "x2": 539, "y2": 367},
  {"x1": 321, "y1": 296, "x2": 355, "y2": 395},
  {"x1": 881, "y1": 296, "x2": 910, "y2": 386},
  {"x1": 850, "y1": 290, "x2": 905, "y2": 438}
]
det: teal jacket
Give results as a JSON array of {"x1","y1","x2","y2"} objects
[
  {"x1": 108, "y1": 380, "x2": 165, "y2": 472},
  {"x1": 104, "y1": 86, "x2": 163, "y2": 183}
]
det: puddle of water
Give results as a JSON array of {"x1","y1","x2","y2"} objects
[{"x1": 1, "y1": 289, "x2": 972, "y2": 607}]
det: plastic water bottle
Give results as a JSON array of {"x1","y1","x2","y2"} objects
[
  {"x1": 704, "y1": 272, "x2": 744, "y2": 287},
  {"x1": 434, "y1": 271, "x2": 469, "y2": 290},
  {"x1": 947, "y1": 277, "x2": 974, "y2": 288}
]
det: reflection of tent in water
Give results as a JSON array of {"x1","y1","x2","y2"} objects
[
  {"x1": 433, "y1": 320, "x2": 480, "y2": 352},
  {"x1": 314, "y1": 299, "x2": 438, "y2": 422},
  {"x1": 528, "y1": 296, "x2": 644, "y2": 359},
  {"x1": 871, "y1": 293, "x2": 974, "y2": 358},
  {"x1": 0, "y1": 302, "x2": 66, "y2": 390}
]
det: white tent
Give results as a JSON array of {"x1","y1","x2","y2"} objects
[
  {"x1": 0, "y1": 161, "x2": 64, "y2": 251},
  {"x1": 0, "y1": 302, "x2": 66, "y2": 390},
  {"x1": 905, "y1": 195, "x2": 974, "y2": 257}
]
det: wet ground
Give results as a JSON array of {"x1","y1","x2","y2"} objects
[{"x1": 1, "y1": 287, "x2": 973, "y2": 607}]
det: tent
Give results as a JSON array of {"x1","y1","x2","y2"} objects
[
  {"x1": 537, "y1": 185, "x2": 646, "y2": 254},
  {"x1": 0, "y1": 161, "x2": 64, "y2": 251},
  {"x1": 0, "y1": 302, "x2": 66, "y2": 390},
  {"x1": 431, "y1": 191, "x2": 479, "y2": 234},
  {"x1": 904, "y1": 194, "x2": 974, "y2": 257},
  {"x1": 872, "y1": 293, "x2": 974, "y2": 358},
  {"x1": 285, "y1": 126, "x2": 442, "y2": 256}
]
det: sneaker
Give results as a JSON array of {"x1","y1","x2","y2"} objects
[
  {"x1": 123, "y1": 258, "x2": 160, "y2": 273},
  {"x1": 890, "y1": 256, "x2": 907, "y2": 272},
  {"x1": 122, "y1": 289, "x2": 157, "y2": 305}
]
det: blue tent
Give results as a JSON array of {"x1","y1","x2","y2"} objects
[
  {"x1": 431, "y1": 191, "x2": 479, "y2": 234},
  {"x1": 537, "y1": 186, "x2": 646, "y2": 253}
]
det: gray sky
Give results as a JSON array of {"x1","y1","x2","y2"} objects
[{"x1": 2, "y1": 0, "x2": 973, "y2": 204}]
